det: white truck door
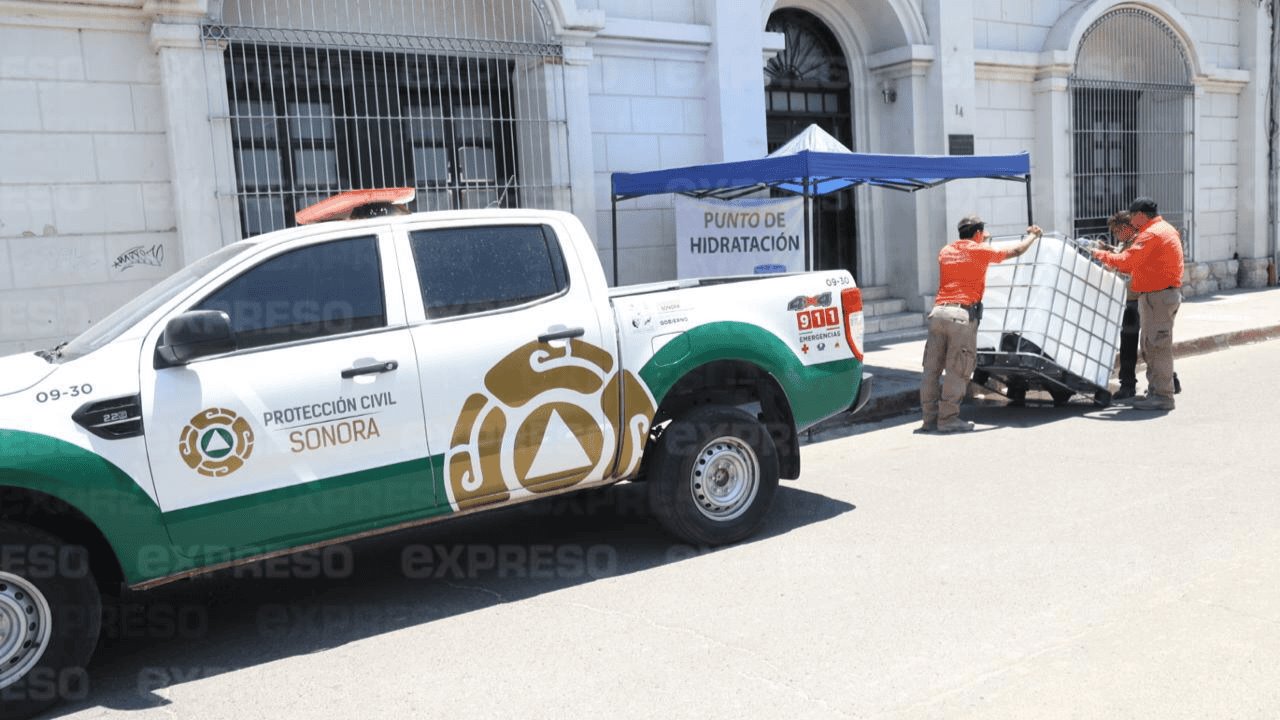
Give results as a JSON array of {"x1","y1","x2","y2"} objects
[
  {"x1": 140, "y1": 231, "x2": 434, "y2": 554},
  {"x1": 397, "y1": 220, "x2": 631, "y2": 513}
]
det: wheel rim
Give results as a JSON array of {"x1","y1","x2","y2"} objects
[
  {"x1": 0, "y1": 571, "x2": 53, "y2": 691},
  {"x1": 690, "y1": 435, "x2": 760, "y2": 522}
]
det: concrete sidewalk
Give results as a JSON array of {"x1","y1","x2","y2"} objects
[{"x1": 820, "y1": 286, "x2": 1280, "y2": 429}]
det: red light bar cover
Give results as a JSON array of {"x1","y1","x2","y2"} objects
[{"x1": 295, "y1": 187, "x2": 416, "y2": 225}]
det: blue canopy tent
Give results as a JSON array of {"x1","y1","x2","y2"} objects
[{"x1": 609, "y1": 129, "x2": 1032, "y2": 284}]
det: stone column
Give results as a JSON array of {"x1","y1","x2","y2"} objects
[
  {"x1": 561, "y1": 42, "x2": 599, "y2": 245},
  {"x1": 869, "y1": 48, "x2": 935, "y2": 310},
  {"x1": 915, "y1": 0, "x2": 977, "y2": 310},
  {"x1": 1033, "y1": 58, "x2": 1074, "y2": 240},
  {"x1": 705, "y1": 0, "x2": 768, "y2": 161},
  {"x1": 151, "y1": 20, "x2": 240, "y2": 266},
  {"x1": 1235, "y1": 0, "x2": 1271, "y2": 287}
]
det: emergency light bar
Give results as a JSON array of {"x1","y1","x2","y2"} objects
[{"x1": 295, "y1": 187, "x2": 416, "y2": 225}]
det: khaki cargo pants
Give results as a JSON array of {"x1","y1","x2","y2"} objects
[
  {"x1": 920, "y1": 305, "x2": 976, "y2": 426},
  {"x1": 1138, "y1": 287, "x2": 1181, "y2": 398}
]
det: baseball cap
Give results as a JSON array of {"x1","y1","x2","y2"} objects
[{"x1": 957, "y1": 214, "x2": 985, "y2": 233}]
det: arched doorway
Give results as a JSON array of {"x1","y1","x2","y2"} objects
[
  {"x1": 765, "y1": 8, "x2": 857, "y2": 278},
  {"x1": 1069, "y1": 7, "x2": 1194, "y2": 253}
]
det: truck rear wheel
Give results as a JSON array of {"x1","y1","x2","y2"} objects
[
  {"x1": 647, "y1": 406, "x2": 779, "y2": 546},
  {"x1": 0, "y1": 523, "x2": 101, "y2": 720}
]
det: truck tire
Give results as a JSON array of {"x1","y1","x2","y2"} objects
[
  {"x1": 0, "y1": 523, "x2": 101, "y2": 720},
  {"x1": 647, "y1": 405, "x2": 779, "y2": 546}
]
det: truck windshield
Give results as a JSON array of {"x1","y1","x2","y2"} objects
[{"x1": 54, "y1": 243, "x2": 254, "y2": 363}]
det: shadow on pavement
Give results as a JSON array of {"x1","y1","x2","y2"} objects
[
  {"x1": 57, "y1": 483, "x2": 853, "y2": 716},
  {"x1": 958, "y1": 395, "x2": 1172, "y2": 428},
  {"x1": 809, "y1": 389, "x2": 1172, "y2": 444}
]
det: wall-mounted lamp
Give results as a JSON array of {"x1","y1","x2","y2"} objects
[{"x1": 880, "y1": 80, "x2": 898, "y2": 104}]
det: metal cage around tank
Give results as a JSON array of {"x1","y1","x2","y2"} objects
[{"x1": 974, "y1": 233, "x2": 1129, "y2": 407}]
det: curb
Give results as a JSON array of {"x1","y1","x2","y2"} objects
[
  {"x1": 1171, "y1": 323, "x2": 1280, "y2": 358},
  {"x1": 810, "y1": 323, "x2": 1280, "y2": 434}
]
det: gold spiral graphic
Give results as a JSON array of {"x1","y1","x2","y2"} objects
[{"x1": 446, "y1": 339, "x2": 655, "y2": 510}]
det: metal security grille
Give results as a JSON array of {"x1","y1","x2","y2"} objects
[
  {"x1": 1069, "y1": 8, "x2": 1194, "y2": 255},
  {"x1": 203, "y1": 0, "x2": 569, "y2": 237}
]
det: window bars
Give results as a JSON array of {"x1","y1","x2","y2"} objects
[
  {"x1": 1069, "y1": 7, "x2": 1195, "y2": 257},
  {"x1": 204, "y1": 0, "x2": 571, "y2": 237}
]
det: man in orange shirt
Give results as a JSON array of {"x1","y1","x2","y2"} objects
[
  {"x1": 920, "y1": 215, "x2": 1041, "y2": 433},
  {"x1": 1092, "y1": 197, "x2": 1184, "y2": 411},
  {"x1": 1106, "y1": 210, "x2": 1181, "y2": 401}
]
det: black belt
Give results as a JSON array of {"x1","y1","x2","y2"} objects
[{"x1": 937, "y1": 301, "x2": 983, "y2": 322}]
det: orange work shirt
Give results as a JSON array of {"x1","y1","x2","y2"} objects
[
  {"x1": 934, "y1": 239, "x2": 1009, "y2": 306},
  {"x1": 1095, "y1": 216, "x2": 1184, "y2": 292}
]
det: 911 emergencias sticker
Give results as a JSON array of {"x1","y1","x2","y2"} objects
[{"x1": 788, "y1": 293, "x2": 846, "y2": 365}]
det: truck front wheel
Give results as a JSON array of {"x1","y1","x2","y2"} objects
[
  {"x1": 0, "y1": 523, "x2": 101, "y2": 720},
  {"x1": 647, "y1": 406, "x2": 779, "y2": 546}
]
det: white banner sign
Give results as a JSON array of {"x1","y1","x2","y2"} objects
[{"x1": 675, "y1": 196, "x2": 805, "y2": 279}]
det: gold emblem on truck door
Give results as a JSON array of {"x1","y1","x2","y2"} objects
[
  {"x1": 179, "y1": 407, "x2": 255, "y2": 477},
  {"x1": 446, "y1": 339, "x2": 655, "y2": 511}
]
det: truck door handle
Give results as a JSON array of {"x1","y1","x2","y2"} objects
[
  {"x1": 341, "y1": 360, "x2": 399, "y2": 379},
  {"x1": 538, "y1": 327, "x2": 585, "y2": 343}
]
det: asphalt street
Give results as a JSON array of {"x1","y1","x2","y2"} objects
[{"x1": 55, "y1": 339, "x2": 1280, "y2": 720}]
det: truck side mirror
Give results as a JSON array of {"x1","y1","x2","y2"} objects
[{"x1": 155, "y1": 310, "x2": 236, "y2": 368}]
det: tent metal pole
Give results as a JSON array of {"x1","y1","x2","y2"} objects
[
  {"x1": 803, "y1": 179, "x2": 812, "y2": 271},
  {"x1": 611, "y1": 193, "x2": 620, "y2": 286},
  {"x1": 1025, "y1": 174, "x2": 1033, "y2": 225}
]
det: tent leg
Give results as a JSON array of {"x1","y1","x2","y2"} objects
[
  {"x1": 803, "y1": 180, "x2": 812, "y2": 272},
  {"x1": 611, "y1": 194, "x2": 619, "y2": 286},
  {"x1": 1025, "y1": 174, "x2": 1033, "y2": 225}
]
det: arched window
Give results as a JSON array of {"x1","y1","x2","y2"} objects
[
  {"x1": 764, "y1": 8, "x2": 857, "y2": 277},
  {"x1": 1069, "y1": 8, "x2": 1194, "y2": 253}
]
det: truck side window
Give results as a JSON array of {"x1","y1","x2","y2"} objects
[
  {"x1": 410, "y1": 225, "x2": 569, "y2": 319},
  {"x1": 196, "y1": 235, "x2": 386, "y2": 349}
]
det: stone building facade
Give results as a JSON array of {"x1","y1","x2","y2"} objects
[{"x1": 0, "y1": 0, "x2": 1275, "y2": 353}]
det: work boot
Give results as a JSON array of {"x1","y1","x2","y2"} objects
[
  {"x1": 1132, "y1": 394, "x2": 1175, "y2": 411},
  {"x1": 1113, "y1": 383, "x2": 1137, "y2": 401},
  {"x1": 935, "y1": 418, "x2": 975, "y2": 433}
]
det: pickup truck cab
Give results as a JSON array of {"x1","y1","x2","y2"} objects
[{"x1": 0, "y1": 205, "x2": 867, "y2": 717}]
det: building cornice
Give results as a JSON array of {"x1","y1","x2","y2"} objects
[
  {"x1": 589, "y1": 18, "x2": 712, "y2": 61},
  {"x1": 866, "y1": 44, "x2": 935, "y2": 74},
  {"x1": 1197, "y1": 66, "x2": 1250, "y2": 94},
  {"x1": 0, "y1": 0, "x2": 149, "y2": 31},
  {"x1": 973, "y1": 49, "x2": 1038, "y2": 83},
  {"x1": 149, "y1": 18, "x2": 202, "y2": 51}
]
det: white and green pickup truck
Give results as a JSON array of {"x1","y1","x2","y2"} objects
[{"x1": 0, "y1": 207, "x2": 868, "y2": 717}]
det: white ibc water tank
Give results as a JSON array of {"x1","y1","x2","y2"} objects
[{"x1": 978, "y1": 234, "x2": 1128, "y2": 388}]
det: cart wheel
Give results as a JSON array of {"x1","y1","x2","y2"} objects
[
  {"x1": 1049, "y1": 388, "x2": 1074, "y2": 406},
  {"x1": 1093, "y1": 390, "x2": 1112, "y2": 407},
  {"x1": 1006, "y1": 385, "x2": 1027, "y2": 406}
]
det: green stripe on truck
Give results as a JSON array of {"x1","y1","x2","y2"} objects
[
  {"x1": 160, "y1": 455, "x2": 449, "y2": 568},
  {"x1": 0, "y1": 429, "x2": 172, "y2": 585},
  {"x1": 637, "y1": 321, "x2": 862, "y2": 430},
  {"x1": 0, "y1": 429, "x2": 455, "y2": 585}
]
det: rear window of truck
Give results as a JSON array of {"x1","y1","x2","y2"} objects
[{"x1": 409, "y1": 225, "x2": 569, "y2": 319}]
